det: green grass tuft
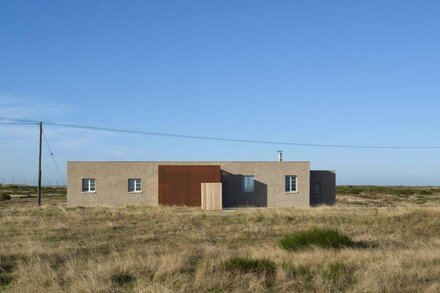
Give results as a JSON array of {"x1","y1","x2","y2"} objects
[
  {"x1": 282, "y1": 262, "x2": 314, "y2": 281},
  {"x1": 223, "y1": 256, "x2": 276, "y2": 285},
  {"x1": 321, "y1": 261, "x2": 355, "y2": 290},
  {"x1": 279, "y1": 228, "x2": 353, "y2": 251}
]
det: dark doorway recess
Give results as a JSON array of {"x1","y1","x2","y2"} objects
[{"x1": 158, "y1": 165, "x2": 221, "y2": 206}]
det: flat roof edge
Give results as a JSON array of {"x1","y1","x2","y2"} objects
[{"x1": 67, "y1": 160, "x2": 311, "y2": 163}]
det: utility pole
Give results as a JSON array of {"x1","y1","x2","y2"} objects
[{"x1": 37, "y1": 121, "x2": 42, "y2": 206}]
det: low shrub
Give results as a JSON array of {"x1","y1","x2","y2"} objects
[
  {"x1": 279, "y1": 228, "x2": 353, "y2": 251},
  {"x1": 0, "y1": 274, "x2": 13, "y2": 287},
  {"x1": 419, "y1": 189, "x2": 434, "y2": 195},
  {"x1": 0, "y1": 194, "x2": 11, "y2": 201},
  {"x1": 0, "y1": 254, "x2": 21, "y2": 287},
  {"x1": 223, "y1": 256, "x2": 276, "y2": 285},
  {"x1": 111, "y1": 271, "x2": 136, "y2": 287}
]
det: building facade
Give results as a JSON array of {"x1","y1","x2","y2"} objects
[{"x1": 67, "y1": 161, "x2": 335, "y2": 208}]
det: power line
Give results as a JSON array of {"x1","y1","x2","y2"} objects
[
  {"x1": 42, "y1": 128, "x2": 65, "y2": 186},
  {"x1": 0, "y1": 122, "x2": 36, "y2": 125},
  {"x1": 1, "y1": 116, "x2": 440, "y2": 149},
  {"x1": 0, "y1": 117, "x2": 39, "y2": 125}
]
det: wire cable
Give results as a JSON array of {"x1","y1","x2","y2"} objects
[
  {"x1": 0, "y1": 122, "x2": 36, "y2": 125},
  {"x1": 1, "y1": 116, "x2": 440, "y2": 149},
  {"x1": 42, "y1": 128, "x2": 66, "y2": 186}
]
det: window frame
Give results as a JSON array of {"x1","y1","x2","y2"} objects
[
  {"x1": 82, "y1": 178, "x2": 96, "y2": 193},
  {"x1": 285, "y1": 175, "x2": 297, "y2": 193},
  {"x1": 242, "y1": 175, "x2": 255, "y2": 193},
  {"x1": 314, "y1": 183, "x2": 321, "y2": 195},
  {"x1": 128, "y1": 178, "x2": 142, "y2": 193}
]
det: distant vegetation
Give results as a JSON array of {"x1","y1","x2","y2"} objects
[
  {"x1": 336, "y1": 185, "x2": 440, "y2": 206},
  {"x1": 0, "y1": 184, "x2": 66, "y2": 206},
  {"x1": 337, "y1": 185, "x2": 436, "y2": 196},
  {"x1": 1, "y1": 184, "x2": 439, "y2": 207}
]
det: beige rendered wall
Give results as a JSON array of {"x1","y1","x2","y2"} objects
[
  {"x1": 221, "y1": 162, "x2": 310, "y2": 208},
  {"x1": 67, "y1": 161, "x2": 310, "y2": 208},
  {"x1": 67, "y1": 162, "x2": 158, "y2": 208}
]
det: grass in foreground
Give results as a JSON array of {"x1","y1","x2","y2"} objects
[
  {"x1": 279, "y1": 228, "x2": 354, "y2": 251},
  {"x1": 223, "y1": 257, "x2": 276, "y2": 285},
  {"x1": 282, "y1": 260, "x2": 356, "y2": 291},
  {"x1": 1, "y1": 185, "x2": 440, "y2": 291},
  {"x1": 110, "y1": 270, "x2": 136, "y2": 287},
  {"x1": 1, "y1": 202, "x2": 440, "y2": 292}
]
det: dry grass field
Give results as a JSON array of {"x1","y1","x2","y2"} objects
[{"x1": 1, "y1": 185, "x2": 440, "y2": 292}]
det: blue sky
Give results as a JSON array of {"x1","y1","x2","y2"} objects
[{"x1": 1, "y1": 0, "x2": 440, "y2": 185}]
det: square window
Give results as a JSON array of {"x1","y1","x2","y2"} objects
[
  {"x1": 82, "y1": 178, "x2": 96, "y2": 192},
  {"x1": 242, "y1": 176, "x2": 255, "y2": 193},
  {"x1": 128, "y1": 178, "x2": 142, "y2": 192},
  {"x1": 285, "y1": 176, "x2": 297, "y2": 193}
]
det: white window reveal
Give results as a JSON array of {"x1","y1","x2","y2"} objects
[
  {"x1": 82, "y1": 178, "x2": 96, "y2": 193},
  {"x1": 285, "y1": 175, "x2": 297, "y2": 193},
  {"x1": 128, "y1": 178, "x2": 142, "y2": 192},
  {"x1": 242, "y1": 176, "x2": 255, "y2": 193}
]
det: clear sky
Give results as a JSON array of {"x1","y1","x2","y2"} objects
[{"x1": 1, "y1": 0, "x2": 440, "y2": 185}]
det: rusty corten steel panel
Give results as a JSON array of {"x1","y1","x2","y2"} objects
[{"x1": 158, "y1": 165, "x2": 221, "y2": 206}]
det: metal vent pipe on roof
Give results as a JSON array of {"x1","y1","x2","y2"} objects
[{"x1": 277, "y1": 150, "x2": 283, "y2": 162}]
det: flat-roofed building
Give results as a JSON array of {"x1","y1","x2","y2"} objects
[{"x1": 67, "y1": 161, "x2": 335, "y2": 208}]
